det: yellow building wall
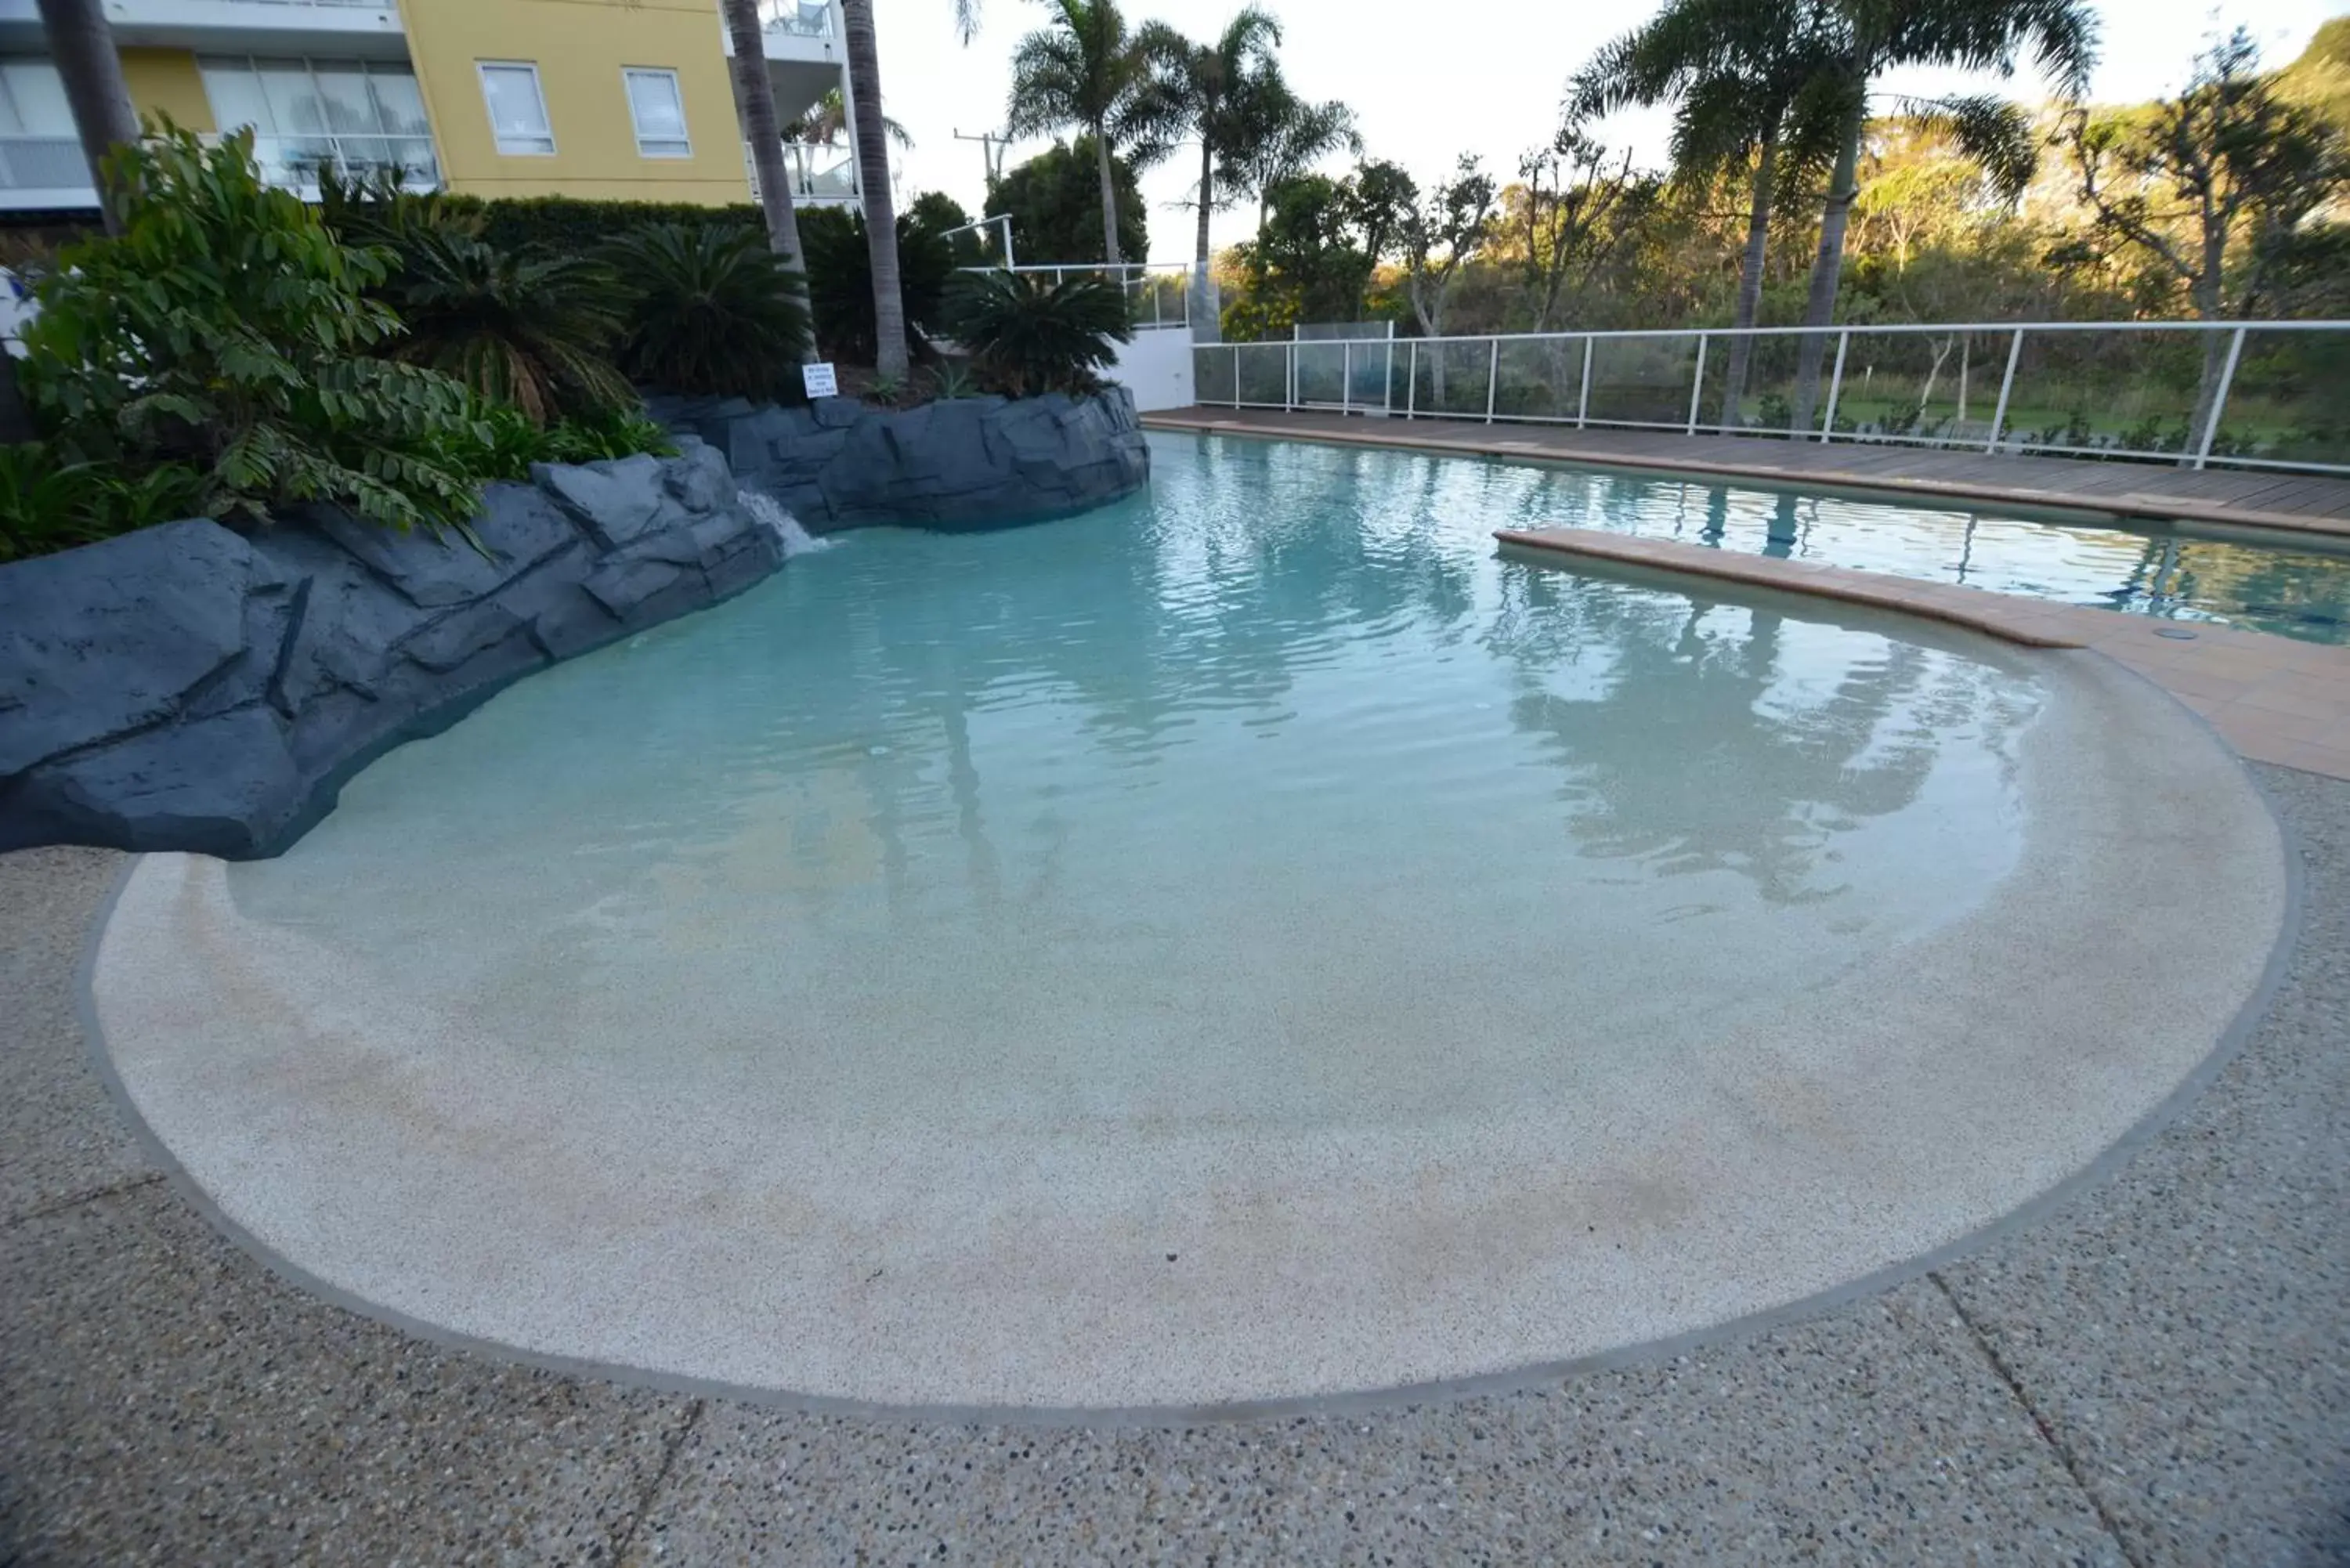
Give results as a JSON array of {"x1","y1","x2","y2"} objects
[
  {"x1": 118, "y1": 48, "x2": 215, "y2": 135},
  {"x1": 400, "y1": 0, "x2": 750, "y2": 204}
]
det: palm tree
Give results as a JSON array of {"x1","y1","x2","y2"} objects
[
  {"x1": 785, "y1": 85, "x2": 911, "y2": 149},
  {"x1": 841, "y1": 0, "x2": 909, "y2": 378},
  {"x1": 1224, "y1": 85, "x2": 1360, "y2": 244},
  {"x1": 34, "y1": 0, "x2": 138, "y2": 233},
  {"x1": 724, "y1": 0, "x2": 809, "y2": 290},
  {"x1": 1006, "y1": 0, "x2": 1169, "y2": 266},
  {"x1": 1574, "y1": 0, "x2": 1842, "y2": 428},
  {"x1": 1788, "y1": 0, "x2": 2098, "y2": 433},
  {"x1": 1135, "y1": 10, "x2": 1285, "y2": 288}
]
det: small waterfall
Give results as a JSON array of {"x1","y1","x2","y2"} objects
[{"x1": 738, "y1": 489, "x2": 830, "y2": 557}]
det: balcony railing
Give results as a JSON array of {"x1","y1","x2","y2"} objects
[
  {"x1": 1193, "y1": 320, "x2": 2350, "y2": 475},
  {"x1": 246, "y1": 133, "x2": 439, "y2": 191},
  {"x1": 744, "y1": 141, "x2": 857, "y2": 201},
  {"x1": 0, "y1": 135, "x2": 91, "y2": 197},
  {"x1": 760, "y1": 0, "x2": 831, "y2": 36}
]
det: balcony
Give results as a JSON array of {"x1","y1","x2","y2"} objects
[
  {"x1": 0, "y1": 0, "x2": 405, "y2": 59},
  {"x1": 745, "y1": 140, "x2": 858, "y2": 205}
]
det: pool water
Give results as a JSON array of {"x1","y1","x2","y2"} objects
[
  {"x1": 224, "y1": 433, "x2": 2052, "y2": 1125},
  {"x1": 1398, "y1": 437, "x2": 2350, "y2": 644}
]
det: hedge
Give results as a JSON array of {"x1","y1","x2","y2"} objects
[{"x1": 466, "y1": 196, "x2": 765, "y2": 256}]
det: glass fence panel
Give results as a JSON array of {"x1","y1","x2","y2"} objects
[
  {"x1": 1195, "y1": 345, "x2": 1237, "y2": 405},
  {"x1": 1493, "y1": 337, "x2": 1585, "y2": 421},
  {"x1": 1293, "y1": 341, "x2": 1347, "y2": 406},
  {"x1": 1708, "y1": 331, "x2": 1836, "y2": 435},
  {"x1": 1999, "y1": 329, "x2": 2208, "y2": 460},
  {"x1": 1583, "y1": 334, "x2": 1701, "y2": 428},
  {"x1": 1408, "y1": 340, "x2": 1496, "y2": 419},
  {"x1": 1826, "y1": 330, "x2": 2015, "y2": 449},
  {"x1": 2209, "y1": 328, "x2": 2350, "y2": 469},
  {"x1": 1347, "y1": 340, "x2": 1397, "y2": 410},
  {"x1": 1234, "y1": 341, "x2": 1289, "y2": 405}
]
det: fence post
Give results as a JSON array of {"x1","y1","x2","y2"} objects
[
  {"x1": 1687, "y1": 333, "x2": 1708, "y2": 435},
  {"x1": 1286, "y1": 340, "x2": 1296, "y2": 412},
  {"x1": 2193, "y1": 326, "x2": 2248, "y2": 471},
  {"x1": 1820, "y1": 330, "x2": 1850, "y2": 444},
  {"x1": 1987, "y1": 328, "x2": 2024, "y2": 454},
  {"x1": 1576, "y1": 337, "x2": 1592, "y2": 429},
  {"x1": 1485, "y1": 338, "x2": 1499, "y2": 423},
  {"x1": 1406, "y1": 341, "x2": 1417, "y2": 419},
  {"x1": 1343, "y1": 341, "x2": 1353, "y2": 415},
  {"x1": 1230, "y1": 345, "x2": 1240, "y2": 409}
]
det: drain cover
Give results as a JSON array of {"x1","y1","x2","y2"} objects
[{"x1": 2153, "y1": 627, "x2": 2200, "y2": 640}]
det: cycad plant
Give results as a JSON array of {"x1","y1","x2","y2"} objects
[
  {"x1": 602, "y1": 223, "x2": 814, "y2": 399},
  {"x1": 382, "y1": 230, "x2": 634, "y2": 426},
  {"x1": 945, "y1": 268, "x2": 1133, "y2": 398}
]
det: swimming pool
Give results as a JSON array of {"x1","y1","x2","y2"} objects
[
  {"x1": 96, "y1": 431, "x2": 2287, "y2": 1407},
  {"x1": 1317, "y1": 432, "x2": 2350, "y2": 645}
]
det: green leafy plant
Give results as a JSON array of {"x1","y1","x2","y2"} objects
[
  {"x1": 0, "y1": 443, "x2": 207, "y2": 563},
  {"x1": 944, "y1": 269, "x2": 1133, "y2": 398},
  {"x1": 19, "y1": 125, "x2": 488, "y2": 537},
  {"x1": 798, "y1": 205, "x2": 956, "y2": 363},
  {"x1": 931, "y1": 360, "x2": 980, "y2": 399},
  {"x1": 601, "y1": 223, "x2": 813, "y2": 399},
  {"x1": 865, "y1": 372, "x2": 908, "y2": 407},
  {"x1": 433, "y1": 403, "x2": 677, "y2": 482}
]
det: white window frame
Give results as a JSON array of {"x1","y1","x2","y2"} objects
[
  {"x1": 620, "y1": 67, "x2": 692, "y2": 160},
  {"x1": 475, "y1": 60, "x2": 555, "y2": 157}
]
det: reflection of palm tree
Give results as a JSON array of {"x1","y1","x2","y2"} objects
[{"x1": 1484, "y1": 562, "x2": 2025, "y2": 904}]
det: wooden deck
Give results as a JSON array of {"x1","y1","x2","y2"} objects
[{"x1": 1141, "y1": 407, "x2": 2350, "y2": 540}]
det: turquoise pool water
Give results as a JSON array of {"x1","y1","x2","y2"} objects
[
  {"x1": 1369, "y1": 433, "x2": 2349, "y2": 645},
  {"x1": 222, "y1": 432, "x2": 2054, "y2": 1119}
]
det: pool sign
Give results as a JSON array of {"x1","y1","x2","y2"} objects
[{"x1": 801, "y1": 362, "x2": 840, "y2": 399}]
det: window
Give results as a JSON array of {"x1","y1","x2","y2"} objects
[
  {"x1": 621, "y1": 67, "x2": 690, "y2": 159},
  {"x1": 0, "y1": 60, "x2": 76, "y2": 137},
  {"x1": 197, "y1": 57, "x2": 438, "y2": 188},
  {"x1": 477, "y1": 62, "x2": 554, "y2": 156}
]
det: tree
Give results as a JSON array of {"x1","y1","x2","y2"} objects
[
  {"x1": 1135, "y1": 8, "x2": 1285, "y2": 339},
  {"x1": 723, "y1": 0, "x2": 809, "y2": 287},
  {"x1": 841, "y1": 0, "x2": 908, "y2": 378},
  {"x1": 1506, "y1": 119, "x2": 1658, "y2": 331},
  {"x1": 1222, "y1": 84, "x2": 1361, "y2": 241},
  {"x1": 985, "y1": 136, "x2": 1148, "y2": 263},
  {"x1": 33, "y1": 0, "x2": 138, "y2": 233},
  {"x1": 1401, "y1": 156, "x2": 1497, "y2": 341},
  {"x1": 2066, "y1": 30, "x2": 2348, "y2": 446},
  {"x1": 1574, "y1": 0, "x2": 1842, "y2": 424},
  {"x1": 1006, "y1": 0, "x2": 1168, "y2": 266},
  {"x1": 1788, "y1": 0, "x2": 2099, "y2": 433},
  {"x1": 783, "y1": 85, "x2": 912, "y2": 149}
]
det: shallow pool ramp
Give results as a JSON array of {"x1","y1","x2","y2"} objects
[{"x1": 1144, "y1": 406, "x2": 2350, "y2": 539}]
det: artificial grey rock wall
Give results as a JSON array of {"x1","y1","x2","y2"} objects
[
  {"x1": 653, "y1": 387, "x2": 1150, "y2": 533},
  {"x1": 0, "y1": 438, "x2": 783, "y2": 858}
]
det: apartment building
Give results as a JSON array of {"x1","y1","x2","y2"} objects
[{"x1": 0, "y1": 0, "x2": 866, "y2": 214}]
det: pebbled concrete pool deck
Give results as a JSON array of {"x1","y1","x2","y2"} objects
[{"x1": 4, "y1": 761, "x2": 2349, "y2": 1563}]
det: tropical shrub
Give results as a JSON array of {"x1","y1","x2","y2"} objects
[
  {"x1": 983, "y1": 137, "x2": 1148, "y2": 264},
  {"x1": 319, "y1": 172, "x2": 634, "y2": 426},
  {"x1": 434, "y1": 403, "x2": 676, "y2": 482},
  {"x1": 798, "y1": 205, "x2": 957, "y2": 363},
  {"x1": 602, "y1": 223, "x2": 813, "y2": 399},
  {"x1": 19, "y1": 125, "x2": 488, "y2": 537},
  {"x1": 945, "y1": 269, "x2": 1133, "y2": 398},
  {"x1": 0, "y1": 443, "x2": 206, "y2": 562},
  {"x1": 475, "y1": 196, "x2": 761, "y2": 257}
]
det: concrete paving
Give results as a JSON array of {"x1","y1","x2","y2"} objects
[{"x1": 4, "y1": 761, "x2": 2348, "y2": 1563}]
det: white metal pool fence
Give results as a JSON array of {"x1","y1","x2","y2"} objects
[{"x1": 1191, "y1": 320, "x2": 2350, "y2": 475}]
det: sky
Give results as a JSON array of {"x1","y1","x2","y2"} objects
[{"x1": 861, "y1": 0, "x2": 2349, "y2": 266}]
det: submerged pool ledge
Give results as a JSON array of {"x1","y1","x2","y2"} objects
[
  {"x1": 1499, "y1": 525, "x2": 2350, "y2": 781},
  {"x1": 1497, "y1": 526, "x2": 2092, "y2": 649}
]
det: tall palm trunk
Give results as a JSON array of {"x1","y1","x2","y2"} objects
[
  {"x1": 34, "y1": 0, "x2": 137, "y2": 234},
  {"x1": 724, "y1": 0, "x2": 808, "y2": 284},
  {"x1": 1790, "y1": 97, "x2": 1864, "y2": 438},
  {"x1": 1094, "y1": 122, "x2": 1123, "y2": 266},
  {"x1": 841, "y1": 0, "x2": 906, "y2": 378},
  {"x1": 1717, "y1": 130, "x2": 1777, "y2": 431},
  {"x1": 1191, "y1": 139, "x2": 1220, "y2": 342}
]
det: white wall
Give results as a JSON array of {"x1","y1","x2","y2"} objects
[{"x1": 1104, "y1": 327, "x2": 1195, "y2": 412}]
